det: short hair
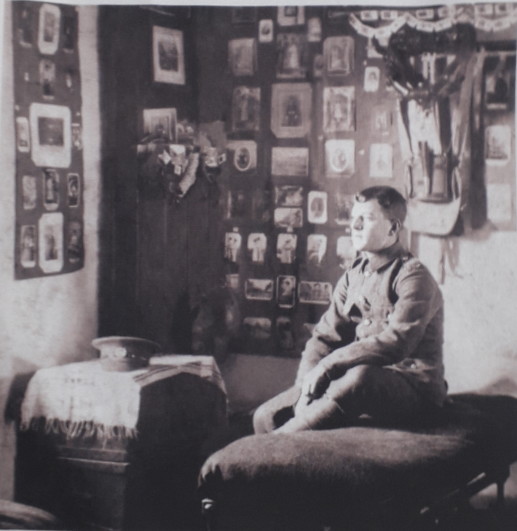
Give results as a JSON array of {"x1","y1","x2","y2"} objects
[{"x1": 355, "y1": 186, "x2": 407, "y2": 224}]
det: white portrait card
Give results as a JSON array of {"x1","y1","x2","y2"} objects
[
  {"x1": 38, "y1": 3, "x2": 61, "y2": 55},
  {"x1": 38, "y1": 212, "x2": 64, "y2": 274},
  {"x1": 30, "y1": 103, "x2": 71, "y2": 168}
]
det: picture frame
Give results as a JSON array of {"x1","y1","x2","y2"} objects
[
  {"x1": 271, "y1": 83, "x2": 312, "y2": 138},
  {"x1": 224, "y1": 232, "x2": 242, "y2": 262},
  {"x1": 307, "y1": 17, "x2": 322, "y2": 42},
  {"x1": 276, "y1": 233, "x2": 297, "y2": 264},
  {"x1": 271, "y1": 147, "x2": 309, "y2": 177},
  {"x1": 277, "y1": 275, "x2": 296, "y2": 308},
  {"x1": 232, "y1": 86, "x2": 261, "y2": 132},
  {"x1": 30, "y1": 103, "x2": 71, "y2": 168},
  {"x1": 22, "y1": 175, "x2": 37, "y2": 210},
  {"x1": 323, "y1": 86, "x2": 355, "y2": 133},
  {"x1": 67, "y1": 220, "x2": 83, "y2": 264},
  {"x1": 18, "y1": 4, "x2": 34, "y2": 47},
  {"x1": 364, "y1": 66, "x2": 381, "y2": 92},
  {"x1": 228, "y1": 38, "x2": 256, "y2": 76},
  {"x1": 247, "y1": 233, "x2": 267, "y2": 264},
  {"x1": 369, "y1": 143, "x2": 393, "y2": 178},
  {"x1": 277, "y1": 6, "x2": 305, "y2": 26},
  {"x1": 243, "y1": 317, "x2": 272, "y2": 340},
  {"x1": 334, "y1": 193, "x2": 354, "y2": 227},
  {"x1": 306, "y1": 234, "x2": 327, "y2": 266},
  {"x1": 39, "y1": 59, "x2": 56, "y2": 99},
  {"x1": 143, "y1": 108, "x2": 177, "y2": 143},
  {"x1": 16, "y1": 117, "x2": 30, "y2": 153},
  {"x1": 38, "y1": 3, "x2": 60, "y2": 55},
  {"x1": 38, "y1": 212, "x2": 64, "y2": 274},
  {"x1": 274, "y1": 185, "x2": 304, "y2": 207},
  {"x1": 324, "y1": 36, "x2": 354, "y2": 76},
  {"x1": 325, "y1": 139, "x2": 355, "y2": 177},
  {"x1": 227, "y1": 140, "x2": 257, "y2": 172},
  {"x1": 67, "y1": 173, "x2": 80, "y2": 208},
  {"x1": 484, "y1": 57, "x2": 513, "y2": 111},
  {"x1": 244, "y1": 279, "x2": 274, "y2": 301},
  {"x1": 308, "y1": 191, "x2": 328, "y2": 224},
  {"x1": 298, "y1": 281, "x2": 333, "y2": 305},
  {"x1": 274, "y1": 208, "x2": 303, "y2": 229},
  {"x1": 20, "y1": 225, "x2": 37, "y2": 269},
  {"x1": 258, "y1": 20, "x2": 274, "y2": 43},
  {"x1": 485, "y1": 125, "x2": 511, "y2": 165},
  {"x1": 152, "y1": 26, "x2": 185, "y2": 85},
  {"x1": 276, "y1": 33, "x2": 308, "y2": 79},
  {"x1": 43, "y1": 168, "x2": 60, "y2": 211}
]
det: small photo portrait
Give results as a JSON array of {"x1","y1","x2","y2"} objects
[
  {"x1": 248, "y1": 233, "x2": 267, "y2": 264},
  {"x1": 227, "y1": 140, "x2": 257, "y2": 172},
  {"x1": 17, "y1": 5, "x2": 34, "y2": 47},
  {"x1": 364, "y1": 66, "x2": 380, "y2": 93},
  {"x1": 245, "y1": 279, "x2": 274, "y2": 301},
  {"x1": 337, "y1": 236, "x2": 356, "y2": 270},
  {"x1": 43, "y1": 168, "x2": 59, "y2": 211},
  {"x1": 274, "y1": 207, "x2": 303, "y2": 229},
  {"x1": 369, "y1": 143, "x2": 393, "y2": 178},
  {"x1": 71, "y1": 123, "x2": 83, "y2": 150},
  {"x1": 275, "y1": 185, "x2": 303, "y2": 207},
  {"x1": 258, "y1": 20, "x2": 274, "y2": 43},
  {"x1": 308, "y1": 191, "x2": 328, "y2": 224},
  {"x1": 226, "y1": 189, "x2": 248, "y2": 219},
  {"x1": 276, "y1": 33, "x2": 308, "y2": 79},
  {"x1": 276, "y1": 233, "x2": 297, "y2": 264},
  {"x1": 228, "y1": 38, "x2": 256, "y2": 76},
  {"x1": 232, "y1": 7, "x2": 257, "y2": 24},
  {"x1": 67, "y1": 220, "x2": 83, "y2": 264},
  {"x1": 373, "y1": 105, "x2": 392, "y2": 134},
  {"x1": 38, "y1": 3, "x2": 60, "y2": 55},
  {"x1": 20, "y1": 225, "x2": 37, "y2": 268},
  {"x1": 307, "y1": 17, "x2": 322, "y2": 42},
  {"x1": 39, "y1": 59, "x2": 56, "y2": 99},
  {"x1": 277, "y1": 6, "x2": 305, "y2": 26},
  {"x1": 224, "y1": 232, "x2": 242, "y2": 262},
  {"x1": 62, "y1": 14, "x2": 77, "y2": 52},
  {"x1": 143, "y1": 108, "x2": 177, "y2": 143},
  {"x1": 271, "y1": 147, "x2": 309, "y2": 178},
  {"x1": 67, "y1": 173, "x2": 80, "y2": 208},
  {"x1": 485, "y1": 57, "x2": 513, "y2": 110},
  {"x1": 277, "y1": 316, "x2": 295, "y2": 350},
  {"x1": 298, "y1": 281, "x2": 333, "y2": 305},
  {"x1": 252, "y1": 189, "x2": 272, "y2": 223},
  {"x1": 325, "y1": 139, "x2": 355, "y2": 178},
  {"x1": 485, "y1": 125, "x2": 511, "y2": 164},
  {"x1": 16, "y1": 117, "x2": 31, "y2": 153},
  {"x1": 277, "y1": 275, "x2": 296, "y2": 308},
  {"x1": 271, "y1": 83, "x2": 312, "y2": 138},
  {"x1": 153, "y1": 26, "x2": 185, "y2": 85},
  {"x1": 334, "y1": 193, "x2": 354, "y2": 227},
  {"x1": 225, "y1": 273, "x2": 240, "y2": 291},
  {"x1": 232, "y1": 86, "x2": 261, "y2": 132},
  {"x1": 324, "y1": 36, "x2": 354, "y2": 76},
  {"x1": 38, "y1": 212, "x2": 64, "y2": 273},
  {"x1": 307, "y1": 234, "x2": 327, "y2": 266},
  {"x1": 243, "y1": 317, "x2": 272, "y2": 341},
  {"x1": 22, "y1": 175, "x2": 37, "y2": 210},
  {"x1": 323, "y1": 86, "x2": 355, "y2": 133}
]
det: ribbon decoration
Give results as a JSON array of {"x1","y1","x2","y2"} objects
[{"x1": 349, "y1": 4, "x2": 517, "y2": 40}]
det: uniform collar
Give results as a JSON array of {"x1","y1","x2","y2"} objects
[{"x1": 362, "y1": 241, "x2": 406, "y2": 273}]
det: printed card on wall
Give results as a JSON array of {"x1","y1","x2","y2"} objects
[
  {"x1": 325, "y1": 139, "x2": 355, "y2": 177},
  {"x1": 153, "y1": 26, "x2": 185, "y2": 85},
  {"x1": 13, "y1": 2, "x2": 84, "y2": 279},
  {"x1": 323, "y1": 87, "x2": 355, "y2": 133}
]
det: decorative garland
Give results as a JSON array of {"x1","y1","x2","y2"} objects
[{"x1": 349, "y1": 4, "x2": 517, "y2": 40}]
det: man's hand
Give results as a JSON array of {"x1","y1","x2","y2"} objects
[{"x1": 296, "y1": 364, "x2": 331, "y2": 412}]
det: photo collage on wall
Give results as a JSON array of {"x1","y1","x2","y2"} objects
[
  {"x1": 222, "y1": 6, "x2": 401, "y2": 357},
  {"x1": 13, "y1": 1, "x2": 84, "y2": 279}
]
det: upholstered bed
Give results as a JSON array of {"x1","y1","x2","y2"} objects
[{"x1": 199, "y1": 393, "x2": 517, "y2": 531}]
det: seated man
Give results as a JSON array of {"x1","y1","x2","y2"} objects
[{"x1": 254, "y1": 186, "x2": 447, "y2": 433}]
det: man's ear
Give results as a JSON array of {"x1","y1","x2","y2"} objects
[{"x1": 389, "y1": 219, "x2": 401, "y2": 235}]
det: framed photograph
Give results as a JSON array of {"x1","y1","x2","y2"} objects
[
  {"x1": 30, "y1": 103, "x2": 71, "y2": 168},
  {"x1": 38, "y1": 3, "x2": 60, "y2": 55},
  {"x1": 276, "y1": 33, "x2": 308, "y2": 79},
  {"x1": 298, "y1": 281, "x2": 333, "y2": 305},
  {"x1": 22, "y1": 175, "x2": 37, "y2": 210},
  {"x1": 277, "y1": 317, "x2": 295, "y2": 350},
  {"x1": 485, "y1": 57, "x2": 513, "y2": 110},
  {"x1": 226, "y1": 189, "x2": 248, "y2": 219},
  {"x1": 369, "y1": 143, "x2": 393, "y2": 178},
  {"x1": 243, "y1": 317, "x2": 272, "y2": 340},
  {"x1": 274, "y1": 208, "x2": 303, "y2": 229},
  {"x1": 337, "y1": 236, "x2": 356, "y2": 270},
  {"x1": 38, "y1": 212, "x2": 64, "y2": 274},
  {"x1": 43, "y1": 168, "x2": 60, "y2": 211},
  {"x1": 323, "y1": 86, "x2": 355, "y2": 133},
  {"x1": 228, "y1": 38, "x2": 256, "y2": 76},
  {"x1": 307, "y1": 17, "x2": 322, "y2": 42},
  {"x1": 277, "y1": 275, "x2": 296, "y2": 308},
  {"x1": 245, "y1": 279, "x2": 274, "y2": 301},
  {"x1": 18, "y1": 4, "x2": 34, "y2": 47},
  {"x1": 16, "y1": 117, "x2": 30, "y2": 153},
  {"x1": 232, "y1": 86, "x2": 261, "y2": 132},
  {"x1": 252, "y1": 189, "x2": 272, "y2": 223},
  {"x1": 224, "y1": 232, "x2": 242, "y2": 262},
  {"x1": 227, "y1": 140, "x2": 257, "y2": 172},
  {"x1": 485, "y1": 125, "x2": 511, "y2": 165},
  {"x1": 334, "y1": 193, "x2": 354, "y2": 227},
  {"x1": 373, "y1": 105, "x2": 392, "y2": 134},
  {"x1": 308, "y1": 191, "x2": 328, "y2": 224},
  {"x1": 275, "y1": 185, "x2": 303, "y2": 207},
  {"x1": 225, "y1": 274, "x2": 240, "y2": 291},
  {"x1": 152, "y1": 26, "x2": 185, "y2": 85},
  {"x1": 67, "y1": 173, "x2": 80, "y2": 208},
  {"x1": 20, "y1": 225, "x2": 37, "y2": 269},
  {"x1": 258, "y1": 20, "x2": 274, "y2": 43},
  {"x1": 324, "y1": 36, "x2": 354, "y2": 76},
  {"x1": 39, "y1": 59, "x2": 56, "y2": 99},
  {"x1": 72, "y1": 123, "x2": 83, "y2": 150},
  {"x1": 277, "y1": 6, "x2": 305, "y2": 26},
  {"x1": 276, "y1": 233, "x2": 297, "y2": 264},
  {"x1": 307, "y1": 234, "x2": 327, "y2": 266},
  {"x1": 67, "y1": 220, "x2": 83, "y2": 264},
  {"x1": 143, "y1": 108, "x2": 177, "y2": 143},
  {"x1": 271, "y1": 147, "x2": 309, "y2": 177},
  {"x1": 325, "y1": 139, "x2": 355, "y2": 177},
  {"x1": 271, "y1": 83, "x2": 312, "y2": 138},
  {"x1": 364, "y1": 66, "x2": 381, "y2": 92},
  {"x1": 248, "y1": 233, "x2": 267, "y2": 264},
  {"x1": 232, "y1": 7, "x2": 257, "y2": 24}
]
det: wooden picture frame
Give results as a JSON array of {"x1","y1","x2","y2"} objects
[
  {"x1": 152, "y1": 26, "x2": 185, "y2": 85},
  {"x1": 271, "y1": 83, "x2": 312, "y2": 138}
]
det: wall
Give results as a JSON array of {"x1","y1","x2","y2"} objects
[{"x1": 0, "y1": 3, "x2": 101, "y2": 499}]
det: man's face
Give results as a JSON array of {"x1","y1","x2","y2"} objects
[{"x1": 350, "y1": 199, "x2": 395, "y2": 253}]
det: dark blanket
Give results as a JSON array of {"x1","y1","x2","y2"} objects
[{"x1": 198, "y1": 394, "x2": 517, "y2": 530}]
